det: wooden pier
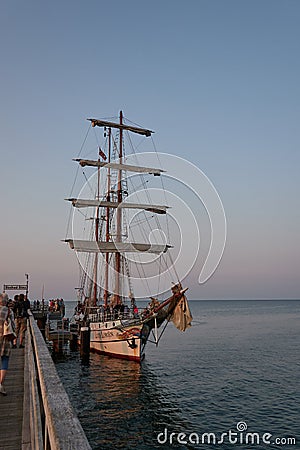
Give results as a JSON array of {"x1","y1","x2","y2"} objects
[
  {"x1": 0, "y1": 348, "x2": 24, "y2": 449},
  {"x1": 0, "y1": 313, "x2": 91, "y2": 450}
]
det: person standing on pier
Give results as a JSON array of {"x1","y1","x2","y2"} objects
[
  {"x1": 0, "y1": 293, "x2": 12, "y2": 396},
  {"x1": 13, "y1": 293, "x2": 30, "y2": 348}
]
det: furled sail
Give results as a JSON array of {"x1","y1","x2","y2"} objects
[
  {"x1": 170, "y1": 296, "x2": 193, "y2": 332},
  {"x1": 65, "y1": 239, "x2": 170, "y2": 254},
  {"x1": 66, "y1": 198, "x2": 168, "y2": 214},
  {"x1": 73, "y1": 159, "x2": 165, "y2": 176},
  {"x1": 88, "y1": 118, "x2": 154, "y2": 137}
]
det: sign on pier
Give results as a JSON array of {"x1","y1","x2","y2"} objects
[{"x1": 3, "y1": 284, "x2": 28, "y2": 290}]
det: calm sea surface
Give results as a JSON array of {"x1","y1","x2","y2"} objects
[{"x1": 54, "y1": 300, "x2": 300, "y2": 449}]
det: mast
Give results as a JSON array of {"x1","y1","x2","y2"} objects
[
  {"x1": 115, "y1": 111, "x2": 123, "y2": 304},
  {"x1": 103, "y1": 127, "x2": 111, "y2": 307},
  {"x1": 92, "y1": 150, "x2": 101, "y2": 306}
]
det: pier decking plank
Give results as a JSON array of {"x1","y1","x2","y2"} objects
[{"x1": 0, "y1": 348, "x2": 24, "y2": 450}]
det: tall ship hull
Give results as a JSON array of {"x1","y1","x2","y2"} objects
[{"x1": 90, "y1": 322, "x2": 143, "y2": 362}]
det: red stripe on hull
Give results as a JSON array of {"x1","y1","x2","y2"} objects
[{"x1": 90, "y1": 346, "x2": 141, "y2": 362}]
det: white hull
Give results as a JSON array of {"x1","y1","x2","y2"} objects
[{"x1": 89, "y1": 320, "x2": 145, "y2": 362}]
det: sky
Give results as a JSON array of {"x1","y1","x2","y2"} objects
[{"x1": 0, "y1": 0, "x2": 299, "y2": 300}]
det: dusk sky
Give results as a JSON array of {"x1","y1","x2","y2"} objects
[{"x1": 1, "y1": 1, "x2": 299, "y2": 300}]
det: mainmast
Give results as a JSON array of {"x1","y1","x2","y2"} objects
[
  {"x1": 115, "y1": 111, "x2": 123, "y2": 304},
  {"x1": 103, "y1": 127, "x2": 111, "y2": 307},
  {"x1": 92, "y1": 148, "x2": 101, "y2": 306}
]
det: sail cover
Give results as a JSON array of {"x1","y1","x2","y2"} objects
[
  {"x1": 170, "y1": 296, "x2": 193, "y2": 332},
  {"x1": 65, "y1": 239, "x2": 170, "y2": 254},
  {"x1": 73, "y1": 159, "x2": 164, "y2": 176},
  {"x1": 66, "y1": 198, "x2": 168, "y2": 214},
  {"x1": 88, "y1": 118, "x2": 154, "y2": 137}
]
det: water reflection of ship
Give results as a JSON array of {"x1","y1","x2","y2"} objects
[
  {"x1": 87, "y1": 356, "x2": 143, "y2": 419},
  {"x1": 70, "y1": 353, "x2": 188, "y2": 449}
]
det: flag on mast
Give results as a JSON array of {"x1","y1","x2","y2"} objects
[{"x1": 98, "y1": 146, "x2": 107, "y2": 160}]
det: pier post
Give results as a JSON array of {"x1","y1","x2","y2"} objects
[
  {"x1": 70, "y1": 332, "x2": 78, "y2": 351},
  {"x1": 80, "y1": 326, "x2": 90, "y2": 362}
]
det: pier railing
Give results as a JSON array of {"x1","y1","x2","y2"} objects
[{"x1": 23, "y1": 313, "x2": 91, "y2": 450}]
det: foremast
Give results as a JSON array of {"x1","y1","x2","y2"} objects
[
  {"x1": 115, "y1": 111, "x2": 123, "y2": 305},
  {"x1": 92, "y1": 142, "x2": 101, "y2": 305},
  {"x1": 103, "y1": 127, "x2": 111, "y2": 308}
]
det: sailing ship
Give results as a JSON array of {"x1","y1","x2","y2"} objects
[{"x1": 65, "y1": 112, "x2": 192, "y2": 362}]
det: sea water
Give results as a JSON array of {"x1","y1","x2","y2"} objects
[{"x1": 55, "y1": 300, "x2": 300, "y2": 449}]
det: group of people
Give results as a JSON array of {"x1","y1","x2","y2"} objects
[
  {"x1": 0, "y1": 292, "x2": 30, "y2": 396},
  {"x1": 48, "y1": 298, "x2": 65, "y2": 315},
  {"x1": 73, "y1": 298, "x2": 141, "y2": 323},
  {"x1": 32, "y1": 299, "x2": 45, "y2": 310},
  {"x1": 32, "y1": 298, "x2": 66, "y2": 317}
]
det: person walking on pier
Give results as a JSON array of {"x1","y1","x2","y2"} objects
[
  {"x1": 0, "y1": 293, "x2": 12, "y2": 396},
  {"x1": 13, "y1": 293, "x2": 30, "y2": 348}
]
